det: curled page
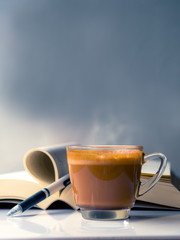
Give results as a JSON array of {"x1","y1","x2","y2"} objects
[{"x1": 24, "y1": 143, "x2": 72, "y2": 186}]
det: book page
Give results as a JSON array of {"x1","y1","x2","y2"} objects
[
  {"x1": 0, "y1": 171, "x2": 61, "y2": 209},
  {"x1": 24, "y1": 144, "x2": 71, "y2": 186},
  {"x1": 0, "y1": 171, "x2": 36, "y2": 182},
  {"x1": 141, "y1": 160, "x2": 170, "y2": 177},
  {"x1": 138, "y1": 178, "x2": 180, "y2": 208},
  {"x1": 59, "y1": 185, "x2": 78, "y2": 210}
]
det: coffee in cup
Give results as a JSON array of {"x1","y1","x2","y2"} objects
[{"x1": 66, "y1": 145, "x2": 167, "y2": 220}]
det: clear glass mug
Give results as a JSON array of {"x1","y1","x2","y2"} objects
[{"x1": 66, "y1": 145, "x2": 167, "y2": 220}]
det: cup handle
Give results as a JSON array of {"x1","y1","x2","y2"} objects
[{"x1": 138, "y1": 153, "x2": 167, "y2": 197}]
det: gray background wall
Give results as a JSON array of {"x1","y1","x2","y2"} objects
[{"x1": 0, "y1": 0, "x2": 180, "y2": 173}]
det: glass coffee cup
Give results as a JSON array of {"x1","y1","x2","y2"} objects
[{"x1": 66, "y1": 145, "x2": 167, "y2": 220}]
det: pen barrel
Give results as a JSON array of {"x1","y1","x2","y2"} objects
[
  {"x1": 20, "y1": 190, "x2": 47, "y2": 212},
  {"x1": 19, "y1": 174, "x2": 70, "y2": 213},
  {"x1": 47, "y1": 174, "x2": 70, "y2": 195}
]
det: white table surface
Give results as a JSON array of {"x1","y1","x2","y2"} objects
[{"x1": 0, "y1": 209, "x2": 180, "y2": 240}]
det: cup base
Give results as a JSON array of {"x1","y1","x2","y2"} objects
[{"x1": 81, "y1": 208, "x2": 130, "y2": 221}]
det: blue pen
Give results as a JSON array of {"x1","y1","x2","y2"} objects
[{"x1": 6, "y1": 174, "x2": 70, "y2": 217}]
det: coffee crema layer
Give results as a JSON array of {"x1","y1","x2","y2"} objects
[{"x1": 68, "y1": 149, "x2": 143, "y2": 165}]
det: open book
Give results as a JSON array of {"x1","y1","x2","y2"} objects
[
  {"x1": 0, "y1": 144, "x2": 77, "y2": 210},
  {"x1": 137, "y1": 159, "x2": 180, "y2": 209},
  {"x1": 0, "y1": 145, "x2": 180, "y2": 210}
]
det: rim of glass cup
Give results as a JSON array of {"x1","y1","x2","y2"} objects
[{"x1": 67, "y1": 145, "x2": 143, "y2": 151}]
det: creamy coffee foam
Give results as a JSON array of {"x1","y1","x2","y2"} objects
[{"x1": 67, "y1": 149, "x2": 143, "y2": 165}]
